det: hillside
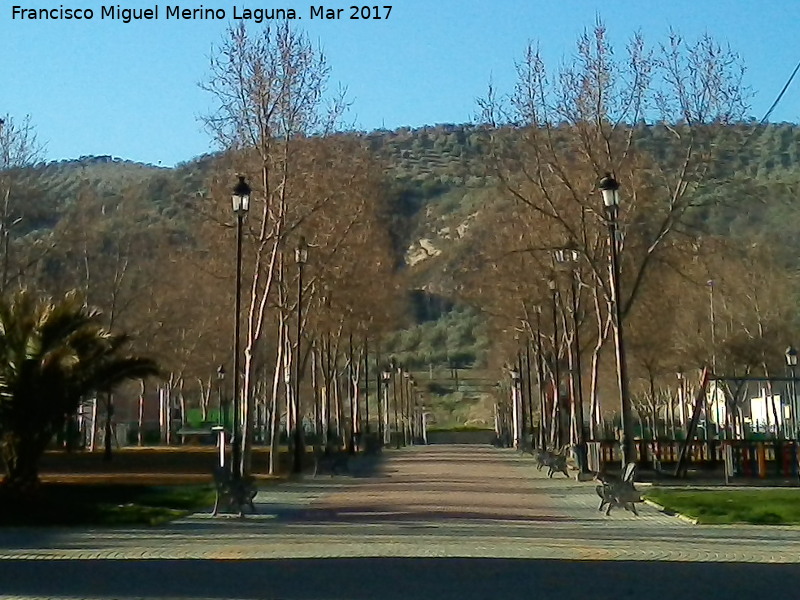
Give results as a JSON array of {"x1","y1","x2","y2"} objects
[{"x1": 6, "y1": 122, "x2": 800, "y2": 428}]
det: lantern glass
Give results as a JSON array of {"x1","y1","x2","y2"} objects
[{"x1": 231, "y1": 176, "x2": 251, "y2": 213}]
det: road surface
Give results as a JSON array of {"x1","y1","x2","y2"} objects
[{"x1": 1, "y1": 445, "x2": 798, "y2": 599}]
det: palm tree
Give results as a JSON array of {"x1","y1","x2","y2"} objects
[{"x1": 0, "y1": 289, "x2": 159, "y2": 491}]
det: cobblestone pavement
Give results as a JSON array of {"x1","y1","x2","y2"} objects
[{"x1": 2, "y1": 445, "x2": 800, "y2": 599}]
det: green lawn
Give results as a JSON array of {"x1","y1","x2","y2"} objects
[
  {"x1": 0, "y1": 484, "x2": 216, "y2": 526},
  {"x1": 645, "y1": 488, "x2": 800, "y2": 524}
]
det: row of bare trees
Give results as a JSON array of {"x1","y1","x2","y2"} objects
[
  {"x1": 3, "y1": 20, "x2": 799, "y2": 465},
  {"x1": 458, "y1": 23, "x2": 799, "y2": 443},
  {"x1": 0, "y1": 24, "x2": 407, "y2": 472},
  {"x1": 191, "y1": 23, "x2": 405, "y2": 474}
]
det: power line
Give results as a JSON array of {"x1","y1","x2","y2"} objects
[
  {"x1": 741, "y1": 59, "x2": 800, "y2": 151},
  {"x1": 758, "y1": 59, "x2": 800, "y2": 125}
]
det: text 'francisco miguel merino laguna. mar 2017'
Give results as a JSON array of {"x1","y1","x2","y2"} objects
[{"x1": 10, "y1": 5, "x2": 394, "y2": 23}]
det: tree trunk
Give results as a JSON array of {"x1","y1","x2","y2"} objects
[
  {"x1": 103, "y1": 392, "x2": 114, "y2": 461},
  {"x1": 268, "y1": 315, "x2": 285, "y2": 475},
  {"x1": 137, "y1": 380, "x2": 145, "y2": 446},
  {"x1": 283, "y1": 331, "x2": 294, "y2": 450},
  {"x1": 312, "y1": 341, "x2": 320, "y2": 448},
  {"x1": 198, "y1": 376, "x2": 211, "y2": 423},
  {"x1": 334, "y1": 362, "x2": 344, "y2": 444},
  {"x1": 1, "y1": 432, "x2": 48, "y2": 492},
  {"x1": 178, "y1": 378, "x2": 187, "y2": 444},
  {"x1": 89, "y1": 395, "x2": 98, "y2": 451},
  {"x1": 588, "y1": 289, "x2": 609, "y2": 439}
]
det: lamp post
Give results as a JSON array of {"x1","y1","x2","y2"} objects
[
  {"x1": 786, "y1": 347, "x2": 798, "y2": 439},
  {"x1": 230, "y1": 175, "x2": 250, "y2": 480},
  {"x1": 391, "y1": 360, "x2": 400, "y2": 448},
  {"x1": 408, "y1": 375, "x2": 416, "y2": 444},
  {"x1": 599, "y1": 172, "x2": 635, "y2": 468},
  {"x1": 293, "y1": 236, "x2": 308, "y2": 474},
  {"x1": 381, "y1": 369, "x2": 392, "y2": 445},
  {"x1": 216, "y1": 364, "x2": 226, "y2": 427},
  {"x1": 402, "y1": 371, "x2": 410, "y2": 446},
  {"x1": 555, "y1": 248, "x2": 588, "y2": 473},
  {"x1": 510, "y1": 367, "x2": 521, "y2": 449}
]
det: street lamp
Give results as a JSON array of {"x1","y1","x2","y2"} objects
[
  {"x1": 216, "y1": 364, "x2": 226, "y2": 427},
  {"x1": 390, "y1": 360, "x2": 400, "y2": 448},
  {"x1": 230, "y1": 175, "x2": 250, "y2": 480},
  {"x1": 786, "y1": 347, "x2": 798, "y2": 439},
  {"x1": 402, "y1": 370, "x2": 411, "y2": 446},
  {"x1": 381, "y1": 369, "x2": 392, "y2": 445},
  {"x1": 555, "y1": 248, "x2": 587, "y2": 472},
  {"x1": 510, "y1": 367, "x2": 521, "y2": 449},
  {"x1": 407, "y1": 375, "x2": 416, "y2": 444},
  {"x1": 599, "y1": 172, "x2": 635, "y2": 468},
  {"x1": 293, "y1": 236, "x2": 308, "y2": 474}
]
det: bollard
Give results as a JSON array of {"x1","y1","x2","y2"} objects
[
  {"x1": 212, "y1": 426, "x2": 226, "y2": 469},
  {"x1": 757, "y1": 442, "x2": 767, "y2": 479}
]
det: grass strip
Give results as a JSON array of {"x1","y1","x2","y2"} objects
[
  {"x1": 645, "y1": 488, "x2": 800, "y2": 524},
  {"x1": 0, "y1": 484, "x2": 216, "y2": 527}
]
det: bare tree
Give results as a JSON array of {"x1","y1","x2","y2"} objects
[
  {"x1": 475, "y1": 22, "x2": 749, "y2": 420},
  {"x1": 0, "y1": 114, "x2": 44, "y2": 292},
  {"x1": 200, "y1": 22, "x2": 405, "y2": 475}
]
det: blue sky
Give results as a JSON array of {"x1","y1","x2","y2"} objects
[{"x1": 1, "y1": 0, "x2": 798, "y2": 166}]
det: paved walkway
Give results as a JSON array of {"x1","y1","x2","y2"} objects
[{"x1": 1, "y1": 445, "x2": 800, "y2": 599}]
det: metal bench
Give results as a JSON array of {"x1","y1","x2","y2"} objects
[
  {"x1": 519, "y1": 436, "x2": 535, "y2": 456},
  {"x1": 313, "y1": 446, "x2": 350, "y2": 477},
  {"x1": 595, "y1": 462, "x2": 641, "y2": 515},
  {"x1": 535, "y1": 447, "x2": 570, "y2": 478},
  {"x1": 545, "y1": 448, "x2": 570, "y2": 478},
  {"x1": 211, "y1": 466, "x2": 257, "y2": 517}
]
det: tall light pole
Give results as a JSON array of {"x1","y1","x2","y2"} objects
[
  {"x1": 381, "y1": 369, "x2": 392, "y2": 445},
  {"x1": 391, "y1": 359, "x2": 400, "y2": 448},
  {"x1": 510, "y1": 367, "x2": 521, "y2": 449},
  {"x1": 231, "y1": 175, "x2": 250, "y2": 480},
  {"x1": 408, "y1": 375, "x2": 416, "y2": 444},
  {"x1": 599, "y1": 173, "x2": 635, "y2": 468},
  {"x1": 786, "y1": 347, "x2": 798, "y2": 439},
  {"x1": 556, "y1": 248, "x2": 588, "y2": 472},
  {"x1": 293, "y1": 236, "x2": 308, "y2": 474},
  {"x1": 216, "y1": 364, "x2": 226, "y2": 427},
  {"x1": 402, "y1": 370, "x2": 410, "y2": 446}
]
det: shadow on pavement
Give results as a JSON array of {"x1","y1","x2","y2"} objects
[{"x1": 0, "y1": 557, "x2": 797, "y2": 600}]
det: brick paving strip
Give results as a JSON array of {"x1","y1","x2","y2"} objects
[{"x1": 0, "y1": 445, "x2": 798, "y2": 564}]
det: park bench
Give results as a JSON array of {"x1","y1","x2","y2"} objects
[
  {"x1": 211, "y1": 465, "x2": 257, "y2": 517},
  {"x1": 535, "y1": 446, "x2": 570, "y2": 478},
  {"x1": 362, "y1": 433, "x2": 383, "y2": 455},
  {"x1": 595, "y1": 462, "x2": 641, "y2": 516},
  {"x1": 535, "y1": 448, "x2": 548, "y2": 471},
  {"x1": 545, "y1": 447, "x2": 570, "y2": 478},
  {"x1": 519, "y1": 436, "x2": 535, "y2": 456},
  {"x1": 313, "y1": 445, "x2": 350, "y2": 477}
]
